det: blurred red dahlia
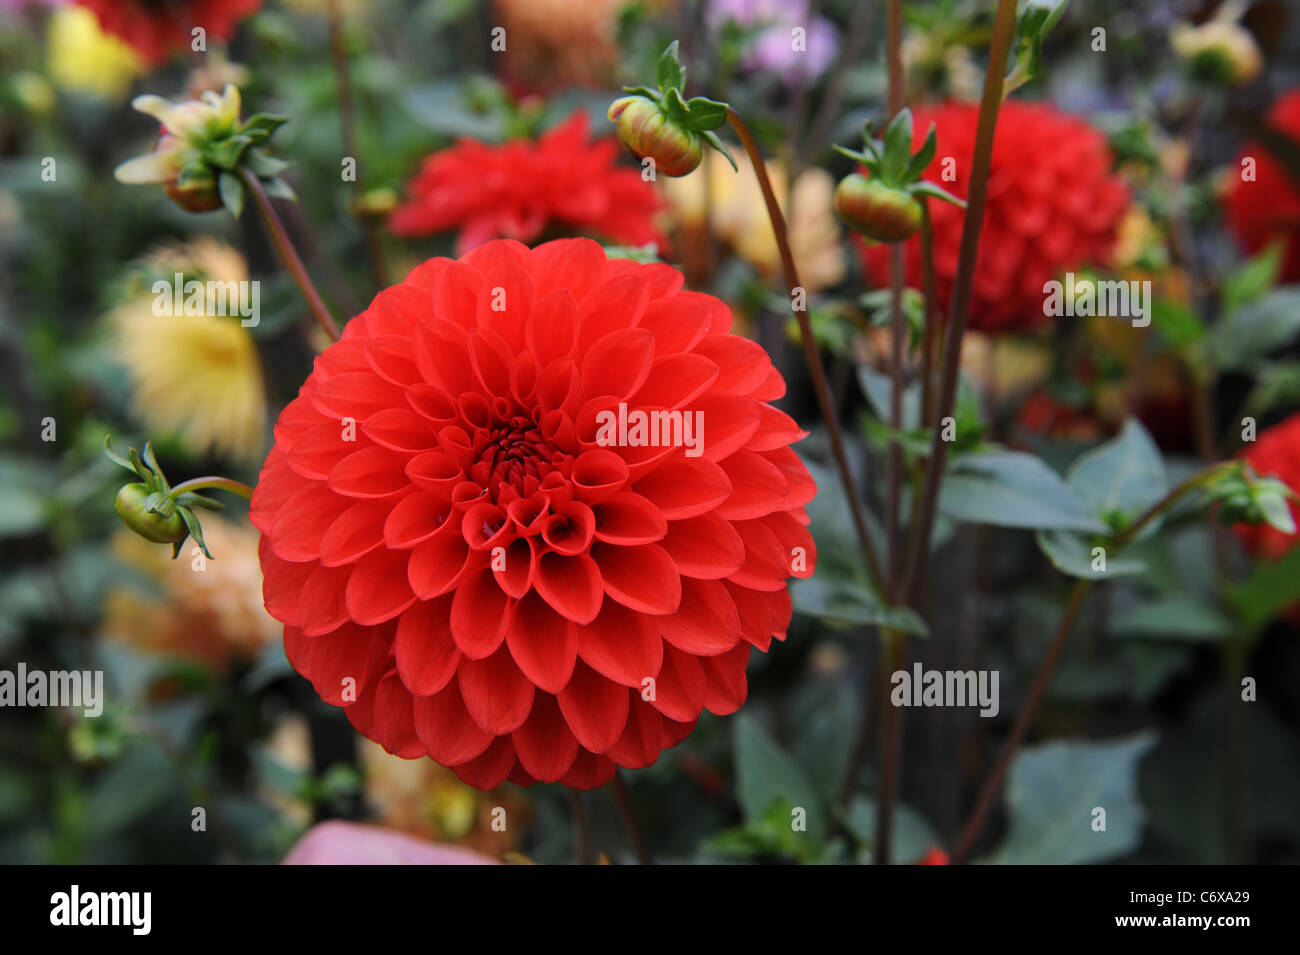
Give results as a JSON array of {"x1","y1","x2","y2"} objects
[
  {"x1": 1223, "y1": 91, "x2": 1300, "y2": 284},
  {"x1": 76, "y1": 0, "x2": 262, "y2": 66},
  {"x1": 860, "y1": 101, "x2": 1129, "y2": 333},
  {"x1": 390, "y1": 112, "x2": 668, "y2": 256},
  {"x1": 251, "y1": 238, "x2": 816, "y2": 789},
  {"x1": 1235, "y1": 412, "x2": 1300, "y2": 561}
]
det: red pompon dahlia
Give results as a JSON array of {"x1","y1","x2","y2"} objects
[
  {"x1": 76, "y1": 0, "x2": 262, "y2": 66},
  {"x1": 860, "y1": 101, "x2": 1130, "y2": 333},
  {"x1": 250, "y1": 238, "x2": 817, "y2": 789},
  {"x1": 390, "y1": 112, "x2": 668, "y2": 256},
  {"x1": 1223, "y1": 91, "x2": 1300, "y2": 284},
  {"x1": 1236, "y1": 412, "x2": 1300, "y2": 561}
]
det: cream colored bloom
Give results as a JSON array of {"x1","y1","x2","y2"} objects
[
  {"x1": 110, "y1": 239, "x2": 267, "y2": 461},
  {"x1": 114, "y1": 85, "x2": 242, "y2": 188},
  {"x1": 1171, "y1": 1, "x2": 1262, "y2": 87},
  {"x1": 46, "y1": 5, "x2": 142, "y2": 102},
  {"x1": 661, "y1": 150, "x2": 846, "y2": 292}
]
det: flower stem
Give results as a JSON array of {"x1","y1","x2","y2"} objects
[
  {"x1": 568, "y1": 790, "x2": 594, "y2": 865},
  {"x1": 168, "y1": 476, "x2": 254, "y2": 500},
  {"x1": 899, "y1": 0, "x2": 1019, "y2": 610},
  {"x1": 238, "y1": 166, "x2": 342, "y2": 343},
  {"x1": 609, "y1": 772, "x2": 652, "y2": 865},
  {"x1": 876, "y1": 0, "x2": 908, "y2": 866},
  {"x1": 328, "y1": 0, "x2": 389, "y2": 290},
  {"x1": 918, "y1": 202, "x2": 938, "y2": 426},
  {"x1": 726, "y1": 108, "x2": 887, "y2": 596},
  {"x1": 950, "y1": 462, "x2": 1236, "y2": 863}
]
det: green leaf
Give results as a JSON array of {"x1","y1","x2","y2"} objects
[
  {"x1": 979, "y1": 731, "x2": 1157, "y2": 865},
  {"x1": 1228, "y1": 546, "x2": 1300, "y2": 630},
  {"x1": 1211, "y1": 289, "x2": 1300, "y2": 371},
  {"x1": 241, "y1": 112, "x2": 290, "y2": 136},
  {"x1": 734, "y1": 715, "x2": 825, "y2": 842},
  {"x1": 205, "y1": 133, "x2": 254, "y2": 171},
  {"x1": 901, "y1": 124, "x2": 937, "y2": 183},
  {"x1": 1222, "y1": 240, "x2": 1283, "y2": 314},
  {"x1": 656, "y1": 40, "x2": 686, "y2": 92},
  {"x1": 1067, "y1": 418, "x2": 1167, "y2": 531},
  {"x1": 791, "y1": 575, "x2": 929, "y2": 635},
  {"x1": 1036, "y1": 529, "x2": 1148, "y2": 580},
  {"x1": 880, "y1": 108, "x2": 914, "y2": 183},
  {"x1": 841, "y1": 797, "x2": 941, "y2": 864},
  {"x1": 218, "y1": 171, "x2": 244, "y2": 219},
  {"x1": 940, "y1": 449, "x2": 1107, "y2": 532},
  {"x1": 1009, "y1": 0, "x2": 1070, "y2": 91},
  {"x1": 1150, "y1": 297, "x2": 1206, "y2": 348},
  {"x1": 1112, "y1": 594, "x2": 1233, "y2": 642},
  {"x1": 907, "y1": 180, "x2": 966, "y2": 208},
  {"x1": 681, "y1": 96, "x2": 729, "y2": 131},
  {"x1": 262, "y1": 177, "x2": 298, "y2": 202},
  {"x1": 700, "y1": 129, "x2": 738, "y2": 172},
  {"x1": 242, "y1": 148, "x2": 290, "y2": 178}
]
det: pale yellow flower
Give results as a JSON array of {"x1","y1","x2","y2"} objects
[
  {"x1": 111, "y1": 239, "x2": 267, "y2": 462},
  {"x1": 661, "y1": 150, "x2": 846, "y2": 292},
  {"x1": 113, "y1": 85, "x2": 242, "y2": 191},
  {"x1": 103, "y1": 516, "x2": 279, "y2": 668},
  {"x1": 1170, "y1": 1, "x2": 1262, "y2": 87},
  {"x1": 46, "y1": 5, "x2": 142, "y2": 102}
]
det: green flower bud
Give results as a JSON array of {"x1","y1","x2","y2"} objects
[
  {"x1": 608, "y1": 96, "x2": 703, "y2": 178},
  {"x1": 833, "y1": 174, "x2": 923, "y2": 243},
  {"x1": 115, "y1": 482, "x2": 187, "y2": 544}
]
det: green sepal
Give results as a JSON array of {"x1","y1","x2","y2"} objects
[
  {"x1": 262, "y1": 176, "x2": 297, "y2": 202},
  {"x1": 657, "y1": 40, "x2": 687, "y2": 93},
  {"x1": 219, "y1": 171, "x2": 245, "y2": 219},
  {"x1": 243, "y1": 148, "x2": 290, "y2": 178},
  {"x1": 901, "y1": 124, "x2": 938, "y2": 183},
  {"x1": 880, "y1": 108, "x2": 914, "y2": 183},
  {"x1": 908, "y1": 180, "x2": 967, "y2": 208},
  {"x1": 177, "y1": 506, "x2": 213, "y2": 560},
  {"x1": 701, "y1": 129, "x2": 738, "y2": 172}
]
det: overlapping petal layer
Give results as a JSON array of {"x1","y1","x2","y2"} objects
[{"x1": 253, "y1": 238, "x2": 816, "y2": 788}]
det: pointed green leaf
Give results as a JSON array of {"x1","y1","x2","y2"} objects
[
  {"x1": 219, "y1": 171, "x2": 245, "y2": 220},
  {"x1": 656, "y1": 40, "x2": 686, "y2": 92}
]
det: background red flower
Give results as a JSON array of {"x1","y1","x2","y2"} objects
[
  {"x1": 1223, "y1": 90, "x2": 1300, "y2": 283},
  {"x1": 390, "y1": 112, "x2": 667, "y2": 255},
  {"x1": 859, "y1": 100, "x2": 1129, "y2": 333},
  {"x1": 77, "y1": 0, "x2": 262, "y2": 66},
  {"x1": 251, "y1": 238, "x2": 816, "y2": 789},
  {"x1": 1236, "y1": 412, "x2": 1300, "y2": 561}
]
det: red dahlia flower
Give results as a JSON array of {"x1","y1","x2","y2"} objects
[
  {"x1": 1236, "y1": 412, "x2": 1300, "y2": 561},
  {"x1": 251, "y1": 238, "x2": 816, "y2": 789},
  {"x1": 1223, "y1": 91, "x2": 1300, "y2": 283},
  {"x1": 860, "y1": 101, "x2": 1129, "y2": 333},
  {"x1": 390, "y1": 112, "x2": 668, "y2": 256},
  {"x1": 76, "y1": 0, "x2": 262, "y2": 66}
]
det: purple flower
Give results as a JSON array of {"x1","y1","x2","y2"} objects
[{"x1": 707, "y1": 0, "x2": 839, "y2": 82}]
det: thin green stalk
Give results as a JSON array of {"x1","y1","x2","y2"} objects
[
  {"x1": 239, "y1": 166, "x2": 341, "y2": 343},
  {"x1": 900, "y1": 0, "x2": 1019, "y2": 609},
  {"x1": 168, "y1": 476, "x2": 254, "y2": 500},
  {"x1": 726, "y1": 109, "x2": 887, "y2": 596}
]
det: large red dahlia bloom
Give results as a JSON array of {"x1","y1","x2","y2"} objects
[
  {"x1": 1223, "y1": 91, "x2": 1300, "y2": 284},
  {"x1": 860, "y1": 101, "x2": 1129, "y2": 333},
  {"x1": 1236, "y1": 412, "x2": 1300, "y2": 561},
  {"x1": 76, "y1": 0, "x2": 262, "y2": 66},
  {"x1": 390, "y1": 112, "x2": 667, "y2": 256},
  {"x1": 251, "y1": 238, "x2": 816, "y2": 789}
]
